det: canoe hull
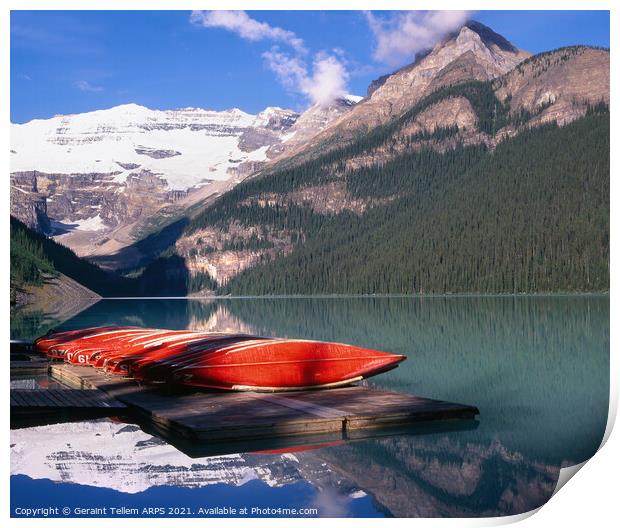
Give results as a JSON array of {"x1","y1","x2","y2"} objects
[{"x1": 170, "y1": 340, "x2": 406, "y2": 391}]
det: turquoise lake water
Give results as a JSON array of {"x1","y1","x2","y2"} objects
[{"x1": 10, "y1": 295, "x2": 609, "y2": 517}]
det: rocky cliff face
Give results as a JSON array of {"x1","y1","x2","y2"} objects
[
  {"x1": 10, "y1": 173, "x2": 50, "y2": 233},
  {"x1": 494, "y1": 46, "x2": 610, "y2": 126},
  {"x1": 11, "y1": 169, "x2": 172, "y2": 236},
  {"x1": 176, "y1": 223, "x2": 294, "y2": 287}
]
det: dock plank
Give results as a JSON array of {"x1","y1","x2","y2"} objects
[
  {"x1": 23, "y1": 390, "x2": 50, "y2": 407},
  {"x1": 41, "y1": 390, "x2": 67, "y2": 407},
  {"x1": 10, "y1": 388, "x2": 127, "y2": 423},
  {"x1": 50, "y1": 390, "x2": 85, "y2": 408},
  {"x1": 11, "y1": 391, "x2": 30, "y2": 407}
]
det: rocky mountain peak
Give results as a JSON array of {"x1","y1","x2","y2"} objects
[
  {"x1": 367, "y1": 20, "x2": 523, "y2": 99},
  {"x1": 464, "y1": 21, "x2": 517, "y2": 52},
  {"x1": 400, "y1": 20, "x2": 528, "y2": 87},
  {"x1": 277, "y1": 21, "x2": 530, "y2": 161},
  {"x1": 252, "y1": 107, "x2": 299, "y2": 131},
  {"x1": 454, "y1": 25, "x2": 486, "y2": 49}
]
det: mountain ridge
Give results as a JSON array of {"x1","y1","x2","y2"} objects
[
  {"x1": 9, "y1": 21, "x2": 610, "y2": 296},
  {"x1": 262, "y1": 21, "x2": 532, "y2": 170}
]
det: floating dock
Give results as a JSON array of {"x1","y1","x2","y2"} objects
[
  {"x1": 46, "y1": 363, "x2": 478, "y2": 452},
  {"x1": 10, "y1": 338, "x2": 479, "y2": 454},
  {"x1": 11, "y1": 388, "x2": 127, "y2": 426}
]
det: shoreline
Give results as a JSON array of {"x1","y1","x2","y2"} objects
[{"x1": 85, "y1": 291, "x2": 610, "y2": 301}]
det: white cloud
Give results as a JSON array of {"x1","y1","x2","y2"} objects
[
  {"x1": 190, "y1": 10, "x2": 349, "y2": 107},
  {"x1": 190, "y1": 10, "x2": 305, "y2": 53},
  {"x1": 301, "y1": 54, "x2": 349, "y2": 106},
  {"x1": 261, "y1": 49, "x2": 307, "y2": 92},
  {"x1": 365, "y1": 10, "x2": 472, "y2": 67},
  {"x1": 75, "y1": 80, "x2": 103, "y2": 93},
  {"x1": 262, "y1": 48, "x2": 349, "y2": 107}
]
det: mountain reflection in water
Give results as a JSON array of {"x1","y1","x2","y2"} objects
[{"x1": 10, "y1": 295, "x2": 609, "y2": 517}]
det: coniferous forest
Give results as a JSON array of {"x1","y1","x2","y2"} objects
[
  {"x1": 10, "y1": 217, "x2": 57, "y2": 289},
  {"x1": 10, "y1": 217, "x2": 214, "y2": 300},
  {"x1": 214, "y1": 108, "x2": 609, "y2": 295}
]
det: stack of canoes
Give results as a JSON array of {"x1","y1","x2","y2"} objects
[{"x1": 34, "y1": 326, "x2": 406, "y2": 392}]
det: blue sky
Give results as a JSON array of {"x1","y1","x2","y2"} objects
[{"x1": 10, "y1": 10, "x2": 610, "y2": 123}]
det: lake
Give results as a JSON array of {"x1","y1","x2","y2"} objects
[{"x1": 10, "y1": 295, "x2": 609, "y2": 518}]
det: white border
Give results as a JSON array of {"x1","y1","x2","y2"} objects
[{"x1": 2, "y1": 1, "x2": 616, "y2": 527}]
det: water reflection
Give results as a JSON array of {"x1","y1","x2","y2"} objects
[
  {"x1": 11, "y1": 418, "x2": 382, "y2": 517},
  {"x1": 10, "y1": 295, "x2": 609, "y2": 517}
]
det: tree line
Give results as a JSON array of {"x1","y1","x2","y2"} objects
[{"x1": 220, "y1": 109, "x2": 609, "y2": 295}]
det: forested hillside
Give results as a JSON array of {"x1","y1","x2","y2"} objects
[
  {"x1": 175, "y1": 52, "x2": 609, "y2": 296},
  {"x1": 10, "y1": 217, "x2": 215, "y2": 299},
  {"x1": 10, "y1": 217, "x2": 58, "y2": 294},
  {"x1": 210, "y1": 107, "x2": 609, "y2": 295},
  {"x1": 10, "y1": 217, "x2": 134, "y2": 300}
]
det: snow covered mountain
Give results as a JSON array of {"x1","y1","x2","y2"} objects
[
  {"x1": 11, "y1": 103, "x2": 297, "y2": 191},
  {"x1": 10, "y1": 97, "x2": 362, "y2": 259}
]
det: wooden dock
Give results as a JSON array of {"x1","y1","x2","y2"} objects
[
  {"x1": 11, "y1": 388, "x2": 127, "y2": 427},
  {"x1": 48, "y1": 363, "x2": 478, "y2": 453}
]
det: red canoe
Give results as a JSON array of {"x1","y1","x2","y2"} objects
[
  {"x1": 47, "y1": 327, "x2": 149, "y2": 359},
  {"x1": 78, "y1": 330, "x2": 186, "y2": 366},
  {"x1": 58, "y1": 329, "x2": 160, "y2": 362},
  {"x1": 36, "y1": 326, "x2": 406, "y2": 392},
  {"x1": 169, "y1": 339, "x2": 406, "y2": 391},
  {"x1": 97, "y1": 332, "x2": 240, "y2": 372},
  {"x1": 69, "y1": 329, "x2": 206, "y2": 366},
  {"x1": 34, "y1": 326, "x2": 121, "y2": 354}
]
